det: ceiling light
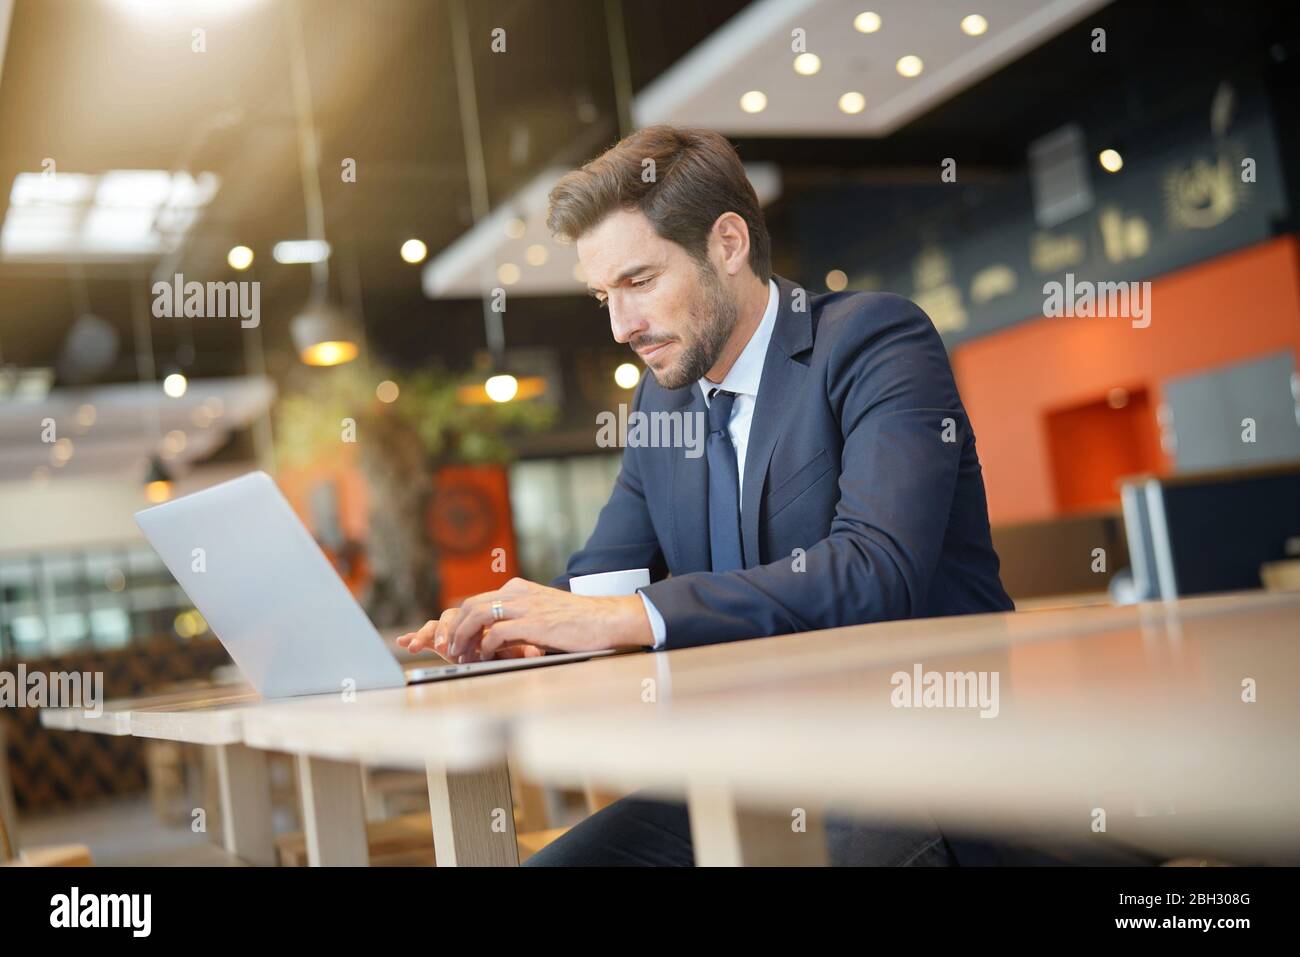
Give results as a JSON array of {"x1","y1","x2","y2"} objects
[
  {"x1": 524, "y1": 244, "x2": 549, "y2": 266},
  {"x1": 497, "y1": 262, "x2": 521, "y2": 285},
  {"x1": 793, "y1": 53, "x2": 821, "y2": 76},
  {"x1": 50, "y1": 438, "x2": 74, "y2": 466},
  {"x1": 1, "y1": 169, "x2": 219, "y2": 262},
  {"x1": 144, "y1": 456, "x2": 174, "y2": 504},
  {"x1": 95, "y1": 170, "x2": 173, "y2": 207},
  {"x1": 300, "y1": 341, "x2": 358, "y2": 367},
  {"x1": 10, "y1": 172, "x2": 94, "y2": 206},
  {"x1": 163, "y1": 373, "x2": 188, "y2": 398},
  {"x1": 376, "y1": 380, "x2": 400, "y2": 403},
  {"x1": 838, "y1": 92, "x2": 866, "y2": 115},
  {"x1": 896, "y1": 55, "x2": 924, "y2": 78},
  {"x1": 144, "y1": 481, "x2": 172, "y2": 504},
  {"x1": 505, "y1": 217, "x2": 527, "y2": 239},
  {"x1": 614, "y1": 363, "x2": 641, "y2": 390},
  {"x1": 273, "y1": 239, "x2": 331, "y2": 264},
  {"x1": 400, "y1": 238, "x2": 427, "y2": 264},
  {"x1": 484, "y1": 374, "x2": 519, "y2": 403},
  {"x1": 290, "y1": 289, "x2": 362, "y2": 366},
  {"x1": 961, "y1": 14, "x2": 989, "y2": 36},
  {"x1": 227, "y1": 245, "x2": 254, "y2": 270},
  {"x1": 826, "y1": 269, "x2": 848, "y2": 291},
  {"x1": 1098, "y1": 148, "x2": 1124, "y2": 173},
  {"x1": 739, "y1": 90, "x2": 768, "y2": 114},
  {"x1": 853, "y1": 12, "x2": 882, "y2": 33}
]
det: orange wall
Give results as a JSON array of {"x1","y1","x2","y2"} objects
[
  {"x1": 277, "y1": 447, "x2": 371, "y2": 543},
  {"x1": 277, "y1": 455, "x2": 519, "y2": 607},
  {"x1": 952, "y1": 235, "x2": 1300, "y2": 524}
]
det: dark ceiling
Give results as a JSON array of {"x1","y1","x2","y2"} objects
[
  {"x1": 0, "y1": 0, "x2": 1297, "y2": 395},
  {"x1": 0, "y1": 0, "x2": 749, "y2": 386}
]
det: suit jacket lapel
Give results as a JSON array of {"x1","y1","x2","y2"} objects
[{"x1": 740, "y1": 276, "x2": 813, "y2": 566}]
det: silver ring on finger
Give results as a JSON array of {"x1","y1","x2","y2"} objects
[{"x1": 491, "y1": 600, "x2": 506, "y2": 622}]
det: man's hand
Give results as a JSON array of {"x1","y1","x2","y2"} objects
[{"x1": 396, "y1": 577, "x2": 655, "y2": 663}]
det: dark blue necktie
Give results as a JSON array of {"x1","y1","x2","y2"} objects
[{"x1": 706, "y1": 388, "x2": 744, "y2": 572}]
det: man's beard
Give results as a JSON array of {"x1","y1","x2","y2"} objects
[{"x1": 646, "y1": 261, "x2": 738, "y2": 390}]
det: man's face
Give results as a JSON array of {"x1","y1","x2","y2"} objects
[{"x1": 577, "y1": 209, "x2": 738, "y2": 390}]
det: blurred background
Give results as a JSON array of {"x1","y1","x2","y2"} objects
[{"x1": 1, "y1": 0, "x2": 1299, "y2": 847}]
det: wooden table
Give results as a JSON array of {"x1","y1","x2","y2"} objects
[
  {"x1": 511, "y1": 590, "x2": 1300, "y2": 864},
  {"x1": 40, "y1": 591, "x2": 1298, "y2": 866}
]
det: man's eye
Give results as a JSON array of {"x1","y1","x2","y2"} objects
[{"x1": 631, "y1": 277, "x2": 652, "y2": 289}]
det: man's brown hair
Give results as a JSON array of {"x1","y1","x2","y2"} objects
[{"x1": 547, "y1": 125, "x2": 772, "y2": 282}]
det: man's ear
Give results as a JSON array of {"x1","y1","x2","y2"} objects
[{"x1": 712, "y1": 211, "x2": 751, "y2": 277}]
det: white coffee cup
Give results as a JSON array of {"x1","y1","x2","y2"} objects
[{"x1": 569, "y1": 568, "x2": 651, "y2": 597}]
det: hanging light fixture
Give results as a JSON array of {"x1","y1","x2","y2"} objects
[
  {"x1": 290, "y1": 287, "x2": 361, "y2": 366},
  {"x1": 143, "y1": 455, "x2": 175, "y2": 503},
  {"x1": 285, "y1": 0, "x2": 361, "y2": 366}
]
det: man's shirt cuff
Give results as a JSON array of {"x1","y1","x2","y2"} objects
[{"x1": 638, "y1": 590, "x2": 667, "y2": 650}]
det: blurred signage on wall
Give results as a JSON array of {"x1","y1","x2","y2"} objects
[{"x1": 800, "y1": 76, "x2": 1289, "y2": 347}]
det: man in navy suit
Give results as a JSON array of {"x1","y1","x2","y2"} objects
[{"x1": 399, "y1": 125, "x2": 1017, "y2": 865}]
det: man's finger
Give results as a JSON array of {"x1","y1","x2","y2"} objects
[
  {"x1": 448, "y1": 598, "x2": 500, "y2": 659},
  {"x1": 432, "y1": 608, "x2": 459, "y2": 659},
  {"x1": 478, "y1": 619, "x2": 547, "y2": 659},
  {"x1": 403, "y1": 619, "x2": 439, "y2": 653}
]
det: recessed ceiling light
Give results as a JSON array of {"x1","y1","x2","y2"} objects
[
  {"x1": 376, "y1": 380, "x2": 400, "y2": 403},
  {"x1": 838, "y1": 92, "x2": 866, "y2": 115},
  {"x1": 853, "y1": 11, "x2": 882, "y2": 33},
  {"x1": 273, "y1": 239, "x2": 330, "y2": 264},
  {"x1": 826, "y1": 269, "x2": 848, "y2": 291},
  {"x1": 739, "y1": 90, "x2": 768, "y2": 114},
  {"x1": 400, "y1": 238, "x2": 427, "y2": 264},
  {"x1": 614, "y1": 363, "x2": 641, "y2": 390},
  {"x1": 793, "y1": 53, "x2": 821, "y2": 76},
  {"x1": 525, "y1": 243, "x2": 549, "y2": 266},
  {"x1": 505, "y1": 217, "x2": 526, "y2": 239},
  {"x1": 163, "y1": 373, "x2": 188, "y2": 398},
  {"x1": 498, "y1": 262, "x2": 521, "y2": 285},
  {"x1": 1098, "y1": 148, "x2": 1124, "y2": 173},
  {"x1": 961, "y1": 14, "x2": 989, "y2": 37},
  {"x1": 896, "y1": 55, "x2": 923, "y2": 78},
  {"x1": 227, "y1": 245, "x2": 254, "y2": 270}
]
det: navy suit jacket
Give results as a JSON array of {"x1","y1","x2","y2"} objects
[{"x1": 555, "y1": 275, "x2": 1013, "y2": 649}]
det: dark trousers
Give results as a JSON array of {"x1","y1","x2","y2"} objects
[
  {"x1": 525, "y1": 794, "x2": 1163, "y2": 867},
  {"x1": 525, "y1": 794, "x2": 953, "y2": 867}
]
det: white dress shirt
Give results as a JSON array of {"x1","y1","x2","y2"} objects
[{"x1": 639, "y1": 279, "x2": 780, "y2": 648}]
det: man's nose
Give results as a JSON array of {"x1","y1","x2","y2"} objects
[{"x1": 609, "y1": 298, "x2": 646, "y2": 344}]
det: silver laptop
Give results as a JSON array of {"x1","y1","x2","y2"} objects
[{"x1": 134, "y1": 470, "x2": 620, "y2": 698}]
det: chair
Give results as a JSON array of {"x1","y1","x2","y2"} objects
[{"x1": 0, "y1": 721, "x2": 93, "y2": 867}]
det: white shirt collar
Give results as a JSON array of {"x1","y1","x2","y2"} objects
[{"x1": 699, "y1": 279, "x2": 779, "y2": 403}]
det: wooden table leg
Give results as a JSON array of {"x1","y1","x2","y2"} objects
[
  {"x1": 687, "y1": 784, "x2": 828, "y2": 866},
  {"x1": 296, "y1": 755, "x2": 370, "y2": 867},
  {"x1": 213, "y1": 744, "x2": 276, "y2": 866},
  {"x1": 426, "y1": 759, "x2": 519, "y2": 866}
]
